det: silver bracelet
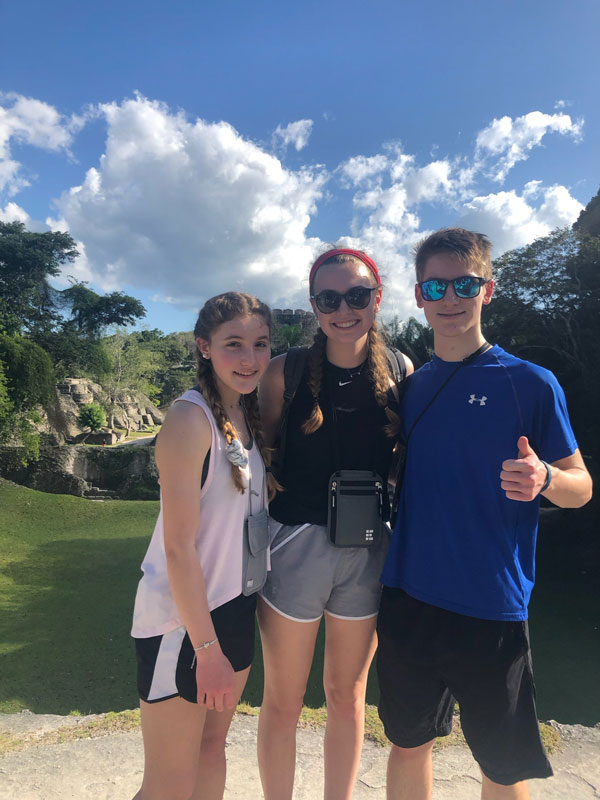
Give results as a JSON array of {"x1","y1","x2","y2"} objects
[
  {"x1": 193, "y1": 637, "x2": 218, "y2": 652},
  {"x1": 191, "y1": 637, "x2": 218, "y2": 669}
]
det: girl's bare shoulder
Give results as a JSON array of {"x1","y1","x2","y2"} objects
[{"x1": 156, "y1": 398, "x2": 211, "y2": 470}]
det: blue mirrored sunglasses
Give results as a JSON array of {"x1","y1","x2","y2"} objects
[{"x1": 418, "y1": 275, "x2": 489, "y2": 302}]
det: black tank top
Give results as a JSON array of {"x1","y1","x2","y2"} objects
[{"x1": 269, "y1": 358, "x2": 398, "y2": 526}]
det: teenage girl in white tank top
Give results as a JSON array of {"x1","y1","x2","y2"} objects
[{"x1": 131, "y1": 292, "x2": 274, "y2": 800}]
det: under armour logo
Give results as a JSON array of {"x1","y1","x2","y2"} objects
[{"x1": 468, "y1": 394, "x2": 487, "y2": 406}]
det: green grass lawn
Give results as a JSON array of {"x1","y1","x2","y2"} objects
[
  {"x1": 0, "y1": 481, "x2": 339, "y2": 715},
  {"x1": 0, "y1": 483, "x2": 158, "y2": 714},
  {"x1": 0, "y1": 482, "x2": 598, "y2": 725}
]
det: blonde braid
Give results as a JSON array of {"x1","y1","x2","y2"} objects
[
  {"x1": 301, "y1": 328, "x2": 327, "y2": 434},
  {"x1": 243, "y1": 388, "x2": 282, "y2": 499},
  {"x1": 365, "y1": 322, "x2": 401, "y2": 438},
  {"x1": 196, "y1": 357, "x2": 246, "y2": 494}
]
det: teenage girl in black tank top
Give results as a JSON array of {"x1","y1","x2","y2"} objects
[
  {"x1": 257, "y1": 249, "x2": 413, "y2": 800},
  {"x1": 269, "y1": 359, "x2": 397, "y2": 526}
]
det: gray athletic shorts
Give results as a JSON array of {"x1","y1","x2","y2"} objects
[{"x1": 260, "y1": 520, "x2": 389, "y2": 622}]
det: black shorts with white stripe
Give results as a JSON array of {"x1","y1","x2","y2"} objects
[{"x1": 134, "y1": 592, "x2": 257, "y2": 704}]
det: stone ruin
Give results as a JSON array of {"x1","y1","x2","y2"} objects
[
  {"x1": 0, "y1": 378, "x2": 165, "y2": 500},
  {"x1": 42, "y1": 378, "x2": 164, "y2": 444}
]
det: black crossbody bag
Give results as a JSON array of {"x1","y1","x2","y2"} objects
[{"x1": 328, "y1": 469, "x2": 385, "y2": 547}]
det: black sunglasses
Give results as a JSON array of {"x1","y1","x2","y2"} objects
[
  {"x1": 310, "y1": 286, "x2": 378, "y2": 314},
  {"x1": 417, "y1": 275, "x2": 489, "y2": 302}
]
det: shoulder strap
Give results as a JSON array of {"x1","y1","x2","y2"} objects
[
  {"x1": 283, "y1": 347, "x2": 309, "y2": 402},
  {"x1": 385, "y1": 347, "x2": 407, "y2": 384},
  {"x1": 274, "y1": 346, "x2": 309, "y2": 477}
]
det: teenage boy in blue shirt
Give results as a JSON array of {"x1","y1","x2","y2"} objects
[{"x1": 378, "y1": 228, "x2": 592, "y2": 800}]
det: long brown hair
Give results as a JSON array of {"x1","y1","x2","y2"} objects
[
  {"x1": 194, "y1": 292, "x2": 274, "y2": 494},
  {"x1": 302, "y1": 252, "x2": 399, "y2": 437}
]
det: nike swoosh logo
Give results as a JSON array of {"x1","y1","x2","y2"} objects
[{"x1": 338, "y1": 380, "x2": 352, "y2": 386}]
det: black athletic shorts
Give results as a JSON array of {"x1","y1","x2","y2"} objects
[
  {"x1": 135, "y1": 592, "x2": 257, "y2": 704},
  {"x1": 376, "y1": 587, "x2": 553, "y2": 786}
]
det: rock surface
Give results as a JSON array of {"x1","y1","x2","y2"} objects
[
  {"x1": 0, "y1": 442, "x2": 159, "y2": 499},
  {"x1": 1, "y1": 711, "x2": 598, "y2": 799}
]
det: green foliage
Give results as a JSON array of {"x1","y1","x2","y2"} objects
[
  {"x1": 0, "y1": 334, "x2": 54, "y2": 465},
  {"x1": 0, "y1": 333, "x2": 55, "y2": 411},
  {"x1": 158, "y1": 367, "x2": 195, "y2": 404},
  {"x1": 484, "y1": 227, "x2": 600, "y2": 461},
  {"x1": 59, "y1": 281, "x2": 146, "y2": 337},
  {"x1": 78, "y1": 403, "x2": 107, "y2": 432},
  {"x1": 0, "y1": 221, "x2": 78, "y2": 336},
  {"x1": 384, "y1": 316, "x2": 433, "y2": 368},
  {"x1": 0, "y1": 359, "x2": 10, "y2": 421},
  {"x1": 574, "y1": 185, "x2": 600, "y2": 237},
  {"x1": 270, "y1": 320, "x2": 316, "y2": 356},
  {"x1": 38, "y1": 329, "x2": 112, "y2": 381},
  {"x1": 115, "y1": 328, "x2": 195, "y2": 405}
]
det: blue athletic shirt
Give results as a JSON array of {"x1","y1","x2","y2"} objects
[{"x1": 381, "y1": 346, "x2": 578, "y2": 621}]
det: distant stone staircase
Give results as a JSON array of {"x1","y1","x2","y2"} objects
[{"x1": 83, "y1": 486, "x2": 120, "y2": 501}]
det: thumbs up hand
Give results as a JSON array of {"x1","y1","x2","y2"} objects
[{"x1": 500, "y1": 436, "x2": 549, "y2": 502}]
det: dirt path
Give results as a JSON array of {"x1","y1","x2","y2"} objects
[{"x1": 1, "y1": 711, "x2": 599, "y2": 799}]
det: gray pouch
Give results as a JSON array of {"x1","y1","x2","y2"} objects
[{"x1": 242, "y1": 507, "x2": 269, "y2": 596}]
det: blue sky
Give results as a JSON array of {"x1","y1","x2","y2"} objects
[{"x1": 1, "y1": 0, "x2": 598, "y2": 332}]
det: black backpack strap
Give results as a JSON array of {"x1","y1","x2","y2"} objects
[
  {"x1": 274, "y1": 346, "x2": 309, "y2": 478},
  {"x1": 190, "y1": 384, "x2": 210, "y2": 488},
  {"x1": 385, "y1": 347, "x2": 407, "y2": 384}
]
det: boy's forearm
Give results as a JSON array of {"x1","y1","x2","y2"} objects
[{"x1": 542, "y1": 463, "x2": 593, "y2": 509}]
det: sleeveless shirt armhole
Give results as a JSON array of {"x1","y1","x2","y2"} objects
[{"x1": 172, "y1": 393, "x2": 218, "y2": 495}]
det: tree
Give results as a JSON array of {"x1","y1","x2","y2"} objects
[
  {"x1": 0, "y1": 359, "x2": 11, "y2": 427},
  {"x1": 128, "y1": 329, "x2": 195, "y2": 404},
  {"x1": 78, "y1": 403, "x2": 107, "y2": 437},
  {"x1": 59, "y1": 281, "x2": 146, "y2": 337},
  {"x1": 0, "y1": 221, "x2": 78, "y2": 335},
  {"x1": 271, "y1": 320, "x2": 316, "y2": 356},
  {"x1": 101, "y1": 331, "x2": 160, "y2": 433},
  {"x1": 384, "y1": 316, "x2": 433, "y2": 369},
  {"x1": 0, "y1": 333, "x2": 55, "y2": 411},
  {"x1": 0, "y1": 337, "x2": 54, "y2": 465},
  {"x1": 485, "y1": 227, "x2": 600, "y2": 462},
  {"x1": 40, "y1": 330, "x2": 112, "y2": 382}
]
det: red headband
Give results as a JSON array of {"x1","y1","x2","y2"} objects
[{"x1": 309, "y1": 248, "x2": 381, "y2": 292}]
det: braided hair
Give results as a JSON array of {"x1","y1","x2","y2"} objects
[
  {"x1": 194, "y1": 292, "x2": 275, "y2": 494},
  {"x1": 302, "y1": 252, "x2": 400, "y2": 438}
]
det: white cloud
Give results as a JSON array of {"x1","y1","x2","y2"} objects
[
  {"x1": 536, "y1": 184, "x2": 584, "y2": 228},
  {"x1": 3, "y1": 95, "x2": 587, "y2": 327},
  {"x1": 339, "y1": 154, "x2": 389, "y2": 187},
  {"x1": 0, "y1": 201, "x2": 52, "y2": 233},
  {"x1": 403, "y1": 160, "x2": 453, "y2": 204},
  {"x1": 475, "y1": 111, "x2": 583, "y2": 182},
  {"x1": 0, "y1": 201, "x2": 31, "y2": 224},
  {"x1": 0, "y1": 92, "x2": 81, "y2": 195},
  {"x1": 522, "y1": 179, "x2": 543, "y2": 198},
  {"x1": 57, "y1": 97, "x2": 326, "y2": 309},
  {"x1": 457, "y1": 186, "x2": 583, "y2": 256},
  {"x1": 334, "y1": 123, "x2": 585, "y2": 318},
  {"x1": 272, "y1": 119, "x2": 314, "y2": 152}
]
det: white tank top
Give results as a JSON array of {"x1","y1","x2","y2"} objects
[{"x1": 131, "y1": 389, "x2": 266, "y2": 638}]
